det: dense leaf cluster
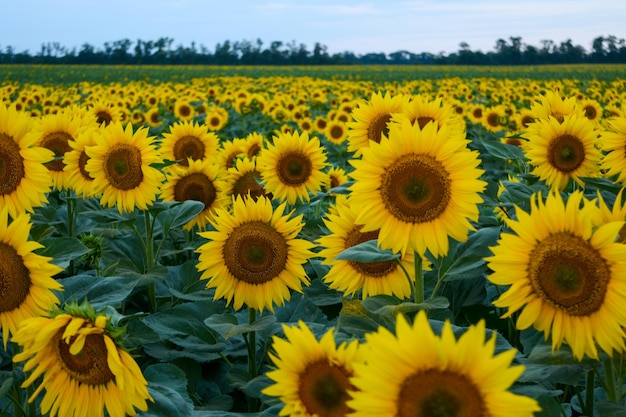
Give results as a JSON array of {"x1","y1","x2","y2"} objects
[{"x1": 1, "y1": 35, "x2": 625, "y2": 65}]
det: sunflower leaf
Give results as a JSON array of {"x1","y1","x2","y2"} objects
[
  {"x1": 204, "y1": 313, "x2": 277, "y2": 340},
  {"x1": 155, "y1": 200, "x2": 206, "y2": 234},
  {"x1": 36, "y1": 237, "x2": 90, "y2": 270},
  {"x1": 143, "y1": 363, "x2": 194, "y2": 417},
  {"x1": 479, "y1": 135, "x2": 525, "y2": 160},
  {"x1": 335, "y1": 239, "x2": 400, "y2": 262}
]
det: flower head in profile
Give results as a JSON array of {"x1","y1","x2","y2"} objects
[
  {"x1": 257, "y1": 129, "x2": 328, "y2": 205},
  {"x1": 0, "y1": 104, "x2": 54, "y2": 218},
  {"x1": 349, "y1": 119, "x2": 486, "y2": 257},
  {"x1": 196, "y1": 196, "x2": 314, "y2": 313},
  {"x1": 86, "y1": 122, "x2": 164, "y2": 213},
  {"x1": 487, "y1": 191, "x2": 626, "y2": 360},
  {"x1": 348, "y1": 310, "x2": 541, "y2": 417},
  {"x1": 263, "y1": 320, "x2": 361, "y2": 417},
  {"x1": 12, "y1": 302, "x2": 153, "y2": 417},
  {"x1": 0, "y1": 208, "x2": 63, "y2": 347}
]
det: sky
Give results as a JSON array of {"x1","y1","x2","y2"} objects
[{"x1": 2, "y1": 0, "x2": 625, "y2": 56}]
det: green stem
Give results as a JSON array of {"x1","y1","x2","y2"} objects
[
  {"x1": 66, "y1": 190, "x2": 77, "y2": 276},
  {"x1": 144, "y1": 210, "x2": 156, "y2": 313},
  {"x1": 585, "y1": 369, "x2": 595, "y2": 417},
  {"x1": 413, "y1": 251, "x2": 423, "y2": 304},
  {"x1": 247, "y1": 307, "x2": 258, "y2": 413},
  {"x1": 603, "y1": 357, "x2": 618, "y2": 402}
]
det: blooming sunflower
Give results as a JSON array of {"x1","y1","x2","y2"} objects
[
  {"x1": 173, "y1": 99, "x2": 195, "y2": 121},
  {"x1": 486, "y1": 191, "x2": 626, "y2": 360},
  {"x1": 224, "y1": 156, "x2": 269, "y2": 201},
  {"x1": 242, "y1": 131, "x2": 265, "y2": 159},
  {"x1": 346, "y1": 91, "x2": 409, "y2": 156},
  {"x1": 12, "y1": 303, "x2": 153, "y2": 417},
  {"x1": 317, "y1": 196, "x2": 416, "y2": 299},
  {"x1": 348, "y1": 310, "x2": 541, "y2": 417},
  {"x1": 262, "y1": 321, "x2": 361, "y2": 417},
  {"x1": 392, "y1": 94, "x2": 462, "y2": 132},
  {"x1": 600, "y1": 117, "x2": 626, "y2": 185},
  {"x1": 205, "y1": 106, "x2": 229, "y2": 131},
  {"x1": 324, "y1": 119, "x2": 348, "y2": 145},
  {"x1": 0, "y1": 208, "x2": 63, "y2": 347},
  {"x1": 349, "y1": 119, "x2": 486, "y2": 257},
  {"x1": 196, "y1": 196, "x2": 314, "y2": 313},
  {"x1": 160, "y1": 158, "x2": 229, "y2": 230},
  {"x1": 85, "y1": 122, "x2": 164, "y2": 213},
  {"x1": 522, "y1": 115, "x2": 601, "y2": 191},
  {"x1": 529, "y1": 90, "x2": 583, "y2": 123},
  {"x1": 257, "y1": 130, "x2": 328, "y2": 204},
  {"x1": 0, "y1": 104, "x2": 54, "y2": 219},
  {"x1": 64, "y1": 126, "x2": 101, "y2": 198},
  {"x1": 323, "y1": 165, "x2": 349, "y2": 192},
  {"x1": 159, "y1": 120, "x2": 220, "y2": 170},
  {"x1": 33, "y1": 111, "x2": 87, "y2": 191},
  {"x1": 88, "y1": 99, "x2": 121, "y2": 127}
]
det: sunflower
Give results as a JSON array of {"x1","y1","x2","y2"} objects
[
  {"x1": 205, "y1": 106, "x2": 229, "y2": 131},
  {"x1": 85, "y1": 122, "x2": 164, "y2": 214},
  {"x1": 481, "y1": 105, "x2": 508, "y2": 132},
  {"x1": 64, "y1": 126, "x2": 101, "y2": 198},
  {"x1": 160, "y1": 158, "x2": 229, "y2": 230},
  {"x1": 529, "y1": 90, "x2": 583, "y2": 123},
  {"x1": 159, "y1": 120, "x2": 220, "y2": 170},
  {"x1": 242, "y1": 132, "x2": 265, "y2": 159},
  {"x1": 600, "y1": 117, "x2": 626, "y2": 185},
  {"x1": 393, "y1": 94, "x2": 462, "y2": 132},
  {"x1": 578, "y1": 97, "x2": 603, "y2": 123},
  {"x1": 262, "y1": 321, "x2": 361, "y2": 417},
  {"x1": 486, "y1": 191, "x2": 626, "y2": 360},
  {"x1": 323, "y1": 166, "x2": 349, "y2": 192},
  {"x1": 348, "y1": 310, "x2": 541, "y2": 417},
  {"x1": 0, "y1": 208, "x2": 63, "y2": 347},
  {"x1": 218, "y1": 138, "x2": 247, "y2": 171},
  {"x1": 33, "y1": 111, "x2": 88, "y2": 191},
  {"x1": 349, "y1": 119, "x2": 486, "y2": 257},
  {"x1": 0, "y1": 104, "x2": 54, "y2": 219},
  {"x1": 223, "y1": 156, "x2": 269, "y2": 201},
  {"x1": 173, "y1": 99, "x2": 195, "y2": 121},
  {"x1": 12, "y1": 303, "x2": 153, "y2": 417},
  {"x1": 145, "y1": 107, "x2": 162, "y2": 128},
  {"x1": 346, "y1": 91, "x2": 409, "y2": 156},
  {"x1": 522, "y1": 115, "x2": 601, "y2": 191},
  {"x1": 196, "y1": 196, "x2": 314, "y2": 313},
  {"x1": 317, "y1": 196, "x2": 416, "y2": 299},
  {"x1": 257, "y1": 130, "x2": 328, "y2": 204},
  {"x1": 324, "y1": 119, "x2": 348, "y2": 145},
  {"x1": 88, "y1": 100, "x2": 121, "y2": 127}
]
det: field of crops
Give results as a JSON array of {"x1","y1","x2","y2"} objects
[{"x1": 1, "y1": 64, "x2": 626, "y2": 417}]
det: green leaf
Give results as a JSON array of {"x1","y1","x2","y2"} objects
[
  {"x1": 59, "y1": 274, "x2": 141, "y2": 309},
  {"x1": 143, "y1": 364, "x2": 194, "y2": 417},
  {"x1": 204, "y1": 313, "x2": 277, "y2": 340},
  {"x1": 479, "y1": 135, "x2": 525, "y2": 160},
  {"x1": 141, "y1": 302, "x2": 225, "y2": 355},
  {"x1": 37, "y1": 237, "x2": 90, "y2": 269},
  {"x1": 362, "y1": 295, "x2": 450, "y2": 317},
  {"x1": 155, "y1": 200, "x2": 206, "y2": 235},
  {"x1": 0, "y1": 373, "x2": 13, "y2": 399},
  {"x1": 335, "y1": 239, "x2": 400, "y2": 262}
]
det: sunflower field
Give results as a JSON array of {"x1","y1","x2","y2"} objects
[{"x1": 1, "y1": 63, "x2": 626, "y2": 417}]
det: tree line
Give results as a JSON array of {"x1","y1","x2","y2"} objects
[{"x1": 1, "y1": 35, "x2": 625, "y2": 65}]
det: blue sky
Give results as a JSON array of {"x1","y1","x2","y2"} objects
[{"x1": 2, "y1": 0, "x2": 625, "y2": 55}]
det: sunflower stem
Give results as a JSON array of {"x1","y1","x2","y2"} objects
[
  {"x1": 602, "y1": 357, "x2": 618, "y2": 402},
  {"x1": 413, "y1": 251, "x2": 424, "y2": 304},
  {"x1": 585, "y1": 368, "x2": 595, "y2": 417},
  {"x1": 247, "y1": 307, "x2": 259, "y2": 412},
  {"x1": 144, "y1": 209, "x2": 157, "y2": 313},
  {"x1": 65, "y1": 190, "x2": 77, "y2": 276}
]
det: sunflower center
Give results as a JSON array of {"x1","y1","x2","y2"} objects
[
  {"x1": 178, "y1": 105, "x2": 192, "y2": 118},
  {"x1": 0, "y1": 133, "x2": 26, "y2": 196},
  {"x1": 330, "y1": 125, "x2": 344, "y2": 141},
  {"x1": 397, "y1": 369, "x2": 485, "y2": 417},
  {"x1": 486, "y1": 113, "x2": 500, "y2": 127},
  {"x1": 41, "y1": 131, "x2": 73, "y2": 172},
  {"x1": 528, "y1": 232, "x2": 609, "y2": 315},
  {"x1": 104, "y1": 144, "x2": 144, "y2": 190},
  {"x1": 345, "y1": 227, "x2": 396, "y2": 276},
  {"x1": 583, "y1": 105, "x2": 597, "y2": 120},
  {"x1": 223, "y1": 221, "x2": 288, "y2": 284},
  {"x1": 548, "y1": 134, "x2": 585, "y2": 173},
  {"x1": 248, "y1": 143, "x2": 262, "y2": 158},
  {"x1": 78, "y1": 150, "x2": 93, "y2": 181},
  {"x1": 415, "y1": 116, "x2": 435, "y2": 129},
  {"x1": 173, "y1": 135, "x2": 206, "y2": 167},
  {"x1": 174, "y1": 172, "x2": 216, "y2": 207},
  {"x1": 381, "y1": 153, "x2": 451, "y2": 224},
  {"x1": 96, "y1": 111, "x2": 113, "y2": 126},
  {"x1": 298, "y1": 359, "x2": 353, "y2": 417},
  {"x1": 277, "y1": 152, "x2": 312, "y2": 186},
  {"x1": 56, "y1": 332, "x2": 115, "y2": 386},
  {"x1": 233, "y1": 171, "x2": 266, "y2": 200},
  {"x1": 0, "y1": 242, "x2": 31, "y2": 313},
  {"x1": 367, "y1": 114, "x2": 391, "y2": 143}
]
